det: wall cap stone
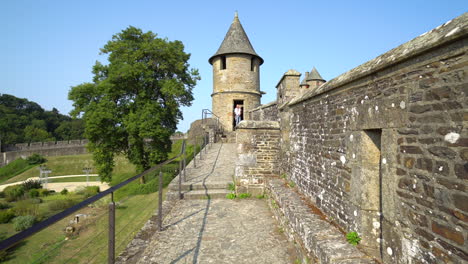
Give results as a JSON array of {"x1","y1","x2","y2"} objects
[
  {"x1": 248, "y1": 100, "x2": 278, "y2": 112},
  {"x1": 289, "y1": 13, "x2": 468, "y2": 106},
  {"x1": 237, "y1": 120, "x2": 280, "y2": 129}
]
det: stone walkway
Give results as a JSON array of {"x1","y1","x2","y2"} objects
[{"x1": 135, "y1": 143, "x2": 297, "y2": 264}]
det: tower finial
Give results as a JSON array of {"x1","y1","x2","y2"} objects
[{"x1": 235, "y1": 11, "x2": 238, "y2": 18}]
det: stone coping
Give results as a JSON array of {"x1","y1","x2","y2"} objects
[
  {"x1": 237, "y1": 120, "x2": 280, "y2": 129},
  {"x1": 248, "y1": 100, "x2": 278, "y2": 112},
  {"x1": 267, "y1": 179, "x2": 376, "y2": 264},
  {"x1": 289, "y1": 13, "x2": 468, "y2": 106}
]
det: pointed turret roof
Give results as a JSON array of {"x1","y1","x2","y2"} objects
[
  {"x1": 305, "y1": 67, "x2": 325, "y2": 82},
  {"x1": 209, "y1": 12, "x2": 263, "y2": 65},
  {"x1": 300, "y1": 72, "x2": 309, "y2": 86}
]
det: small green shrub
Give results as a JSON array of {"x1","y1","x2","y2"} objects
[
  {"x1": 226, "y1": 193, "x2": 236, "y2": 199},
  {"x1": 26, "y1": 153, "x2": 46, "y2": 165},
  {"x1": 30, "y1": 198, "x2": 42, "y2": 204},
  {"x1": 346, "y1": 231, "x2": 361, "y2": 246},
  {"x1": 76, "y1": 186, "x2": 100, "y2": 198},
  {"x1": 14, "y1": 200, "x2": 39, "y2": 216},
  {"x1": 0, "y1": 192, "x2": 5, "y2": 198},
  {"x1": 22, "y1": 179, "x2": 42, "y2": 191},
  {"x1": 12, "y1": 215, "x2": 36, "y2": 231},
  {"x1": 48, "y1": 199, "x2": 78, "y2": 211},
  {"x1": 256, "y1": 194, "x2": 265, "y2": 199},
  {"x1": 227, "y1": 183, "x2": 235, "y2": 191},
  {"x1": 288, "y1": 181, "x2": 296, "y2": 188},
  {"x1": 0, "y1": 209, "x2": 15, "y2": 223},
  {"x1": 238, "y1": 193, "x2": 251, "y2": 199},
  {"x1": 38, "y1": 189, "x2": 50, "y2": 197},
  {"x1": 0, "y1": 202, "x2": 11, "y2": 210},
  {"x1": 271, "y1": 200, "x2": 279, "y2": 209},
  {"x1": 60, "y1": 189, "x2": 69, "y2": 195},
  {"x1": 280, "y1": 173, "x2": 287, "y2": 179},
  {"x1": 28, "y1": 189, "x2": 39, "y2": 198},
  {"x1": 4, "y1": 185, "x2": 25, "y2": 202}
]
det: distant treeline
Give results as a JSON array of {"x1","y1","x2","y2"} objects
[{"x1": 0, "y1": 94, "x2": 85, "y2": 145}]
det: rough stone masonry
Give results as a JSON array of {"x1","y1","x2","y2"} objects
[{"x1": 241, "y1": 12, "x2": 468, "y2": 264}]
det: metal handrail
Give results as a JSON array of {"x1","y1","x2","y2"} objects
[
  {"x1": 201, "y1": 109, "x2": 224, "y2": 137},
  {"x1": 0, "y1": 140, "x2": 187, "y2": 255}
]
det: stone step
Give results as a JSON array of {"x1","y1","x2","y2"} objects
[
  {"x1": 166, "y1": 189, "x2": 232, "y2": 200},
  {"x1": 183, "y1": 189, "x2": 232, "y2": 200},
  {"x1": 168, "y1": 181, "x2": 231, "y2": 191}
]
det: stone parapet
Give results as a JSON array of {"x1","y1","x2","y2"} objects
[
  {"x1": 267, "y1": 178, "x2": 376, "y2": 264},
  {"x1": 248, "y1": 100, "x2": 278, "y2": 121},
  {"x1": 235, "y1": 121, "x2": 280, "y2": 195}
]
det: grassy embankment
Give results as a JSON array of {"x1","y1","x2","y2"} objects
[{"x1": 0, "y1": 139, "x2": 197, "y2": 263}]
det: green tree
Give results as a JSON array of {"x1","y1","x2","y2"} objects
[
  {"x1": 69, "y1": 26, "x2": 199, "y2": 182},
  {"x1": 0, "y1": 94, "x2": 83, "y2": 144},
  {"x1": 54, "y1": 119, "x2": 85, "y2": 140}
]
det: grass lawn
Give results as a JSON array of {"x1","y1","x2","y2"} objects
[
  {"x1": 47, "y1": 176, "x2": 101, "y2": 183},
  {"x1": 0, "y1": 159, "x2": 37, "y2": 184},
  {"x1": 4, "y1": 154, "x2": 136, "y2": 185}
]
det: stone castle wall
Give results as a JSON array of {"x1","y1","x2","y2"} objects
[
  {"x1": 0, "y1": 140, "x2": 89, "y2": 167},
  {"x1": 248, "y1": 101, "x2": 278, "y2": 121},
  {"x1": 242, "y1": 14, "x2": 467, "y2": 263},
  {"x1": 235, "y1": 121, "x2": 280, "y2": 195}
]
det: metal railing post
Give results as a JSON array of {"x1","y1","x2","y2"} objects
[
  {"x1": 200, "y1": 137, "x2": 203, "y2": 160},
  {"x1": 183, "y1": 154, "x2": 187, "y2": 182},
  {"x1": 108, "y1": 192, "x2": 115, "y2": 264},
  {"x1": 193, "y1": 138, "x2": 197, "y2": 168},
  {"x1": 178, "y1": 160, "x2": 182, "y2": 199},
  {"x1": 158, "y1": 171, "x2": 163, "y2": 231}
]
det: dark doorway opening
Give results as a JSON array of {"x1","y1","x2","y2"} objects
[{"x1": 233, "y1": 100, "x2": 244, "y2": 129}]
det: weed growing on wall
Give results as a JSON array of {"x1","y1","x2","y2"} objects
[{"x1": 346, "y1": 231, "x2": 361, "y2": 245}]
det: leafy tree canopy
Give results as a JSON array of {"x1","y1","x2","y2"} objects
[
  {"x1": 69, "y1": 26, "x2": 199, "y2": 182},
  {"x1": 0, "y1": 94, "x2": 84, "y2": 144}
]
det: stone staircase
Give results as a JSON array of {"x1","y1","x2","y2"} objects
[
  {"x1": 167, "y1": 180, "x2": 232, "y2": 200},
  {"x1": 221, "y1": 131, "x2": 236, "y2": 143},
  {"x1": 166, "y1": 143, "x2": 236, "y2": 200}
]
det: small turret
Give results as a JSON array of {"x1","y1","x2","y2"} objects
[
  {"x1": 303, "y1": 67, "x2": 325, "y2": 89},
  {"x1": 210, "y1": 13, "x2": 263, "y2": 132}
]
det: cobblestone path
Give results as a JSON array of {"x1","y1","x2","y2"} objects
[{"x1": 136, "y1": 143, "x2": 297, "y2": 264}]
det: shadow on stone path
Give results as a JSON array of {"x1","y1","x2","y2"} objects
[{"x1": 135, "y1": 143, "x2": 297, "y2": 264}]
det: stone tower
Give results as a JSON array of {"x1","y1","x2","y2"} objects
[{"x1": 209, "y1": 13, "x2": 263, "y2": 132}]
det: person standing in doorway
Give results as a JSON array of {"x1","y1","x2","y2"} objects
[{"x1": 234, "y1": 104, "x2": 242, "y2": 127}]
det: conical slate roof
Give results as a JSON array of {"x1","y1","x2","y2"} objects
[
  {"x1": 209, "y1": 13, "x2": 263, "y2": 65},
  {"x1": 300, "y1": 72, "x2": 309, "y2": 86},
  {"x1": 306, "y1": 67, "x2": 325, "y2": 82}
]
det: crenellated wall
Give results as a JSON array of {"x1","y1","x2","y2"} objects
[
  {"x1": 0, "y1": 140, "x2": 89, "y2": 167},
  {"x1": 242, "y1": 13, "x2": 467, "y2": 264}
]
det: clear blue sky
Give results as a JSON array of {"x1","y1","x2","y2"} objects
[{"x1": 1, "y1": 0, "x2": 466, "y2": 132}]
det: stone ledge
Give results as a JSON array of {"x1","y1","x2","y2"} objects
[
  {"x1": 266, "y1": 178, "x2": 376, "y2": 264},
  {"x1": 237, "y1": 120, "x2": 280, "y2": 129}
]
